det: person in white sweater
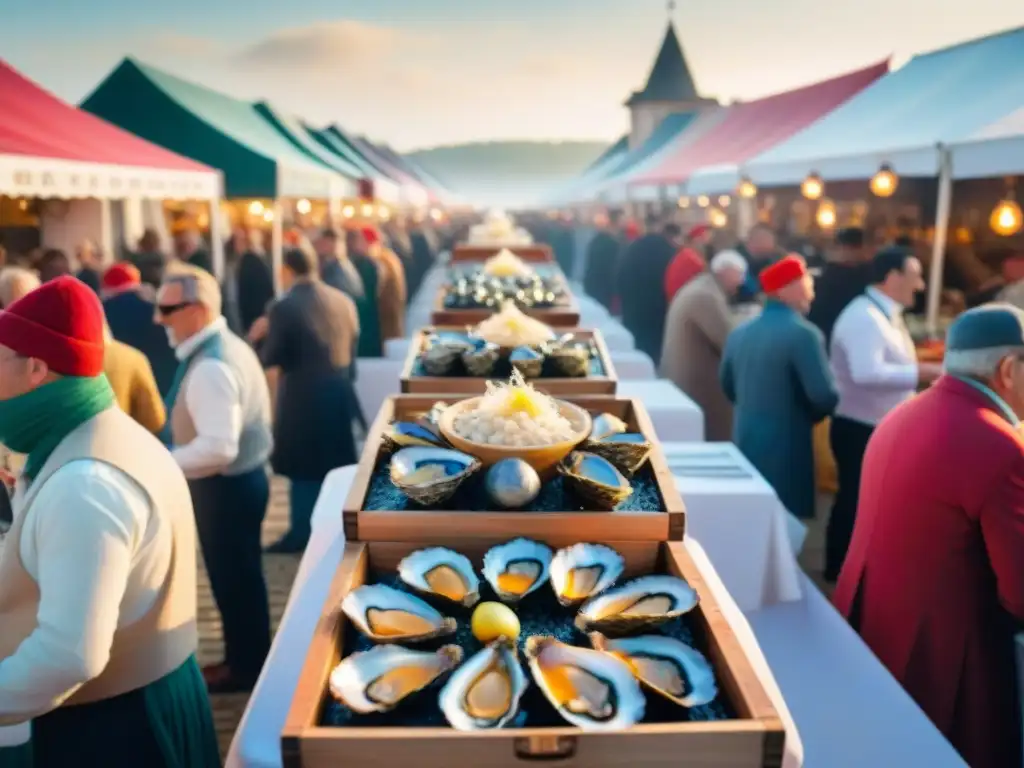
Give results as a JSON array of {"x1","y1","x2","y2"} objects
[{"x1": 0, "y1": 276, "x2": 220, "y2": 767}]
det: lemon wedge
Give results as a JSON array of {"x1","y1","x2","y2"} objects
[{"x1": 503, "y1": 387, "x2": 542, "y2": 418}]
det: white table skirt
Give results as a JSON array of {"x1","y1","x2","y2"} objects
[
  {"x1": 661, "y1": 442, "x2": 803, "y2": 611},
  {"x1": 226, "y1": 466, "x2": 803, "y2": 768},
  {"x1": 619, "y1": 380, "x2": 704, "y2": 441},
  {"x1": 598, "y1": 322, "x2": 635, "y2": 351},
  {"x1": 0, "y1": 723, "x2": 29, "y2": 747}
]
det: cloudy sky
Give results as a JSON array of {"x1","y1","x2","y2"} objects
[{"x1": 4, "y1": 0, "x2": 1023, "y2": 151}]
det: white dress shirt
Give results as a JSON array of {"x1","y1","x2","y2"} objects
[
  {"x1": 0, "y1": 461, "x2": 163, "y2": 720},
  {"x1": 171, "y1": 318, "x2": 244, "y2": 479},
  {"x1": 830, "y1": 287, "x2": 918, "y2": 426}
]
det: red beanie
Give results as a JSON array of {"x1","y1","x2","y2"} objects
[
  {"x1": 102, "y1": 262, "x2": 141, "y2": 291},
  {"x1": 687, "y1": 224, "x2": 710, "y2": 240},
  {"x1": 0, "y1": 275, "x2": 105, "y2": 376},
  {"x1": 361, "y1": 226, "x2": 380, "y2": 246},
  {"x1": 759, "y1": 254, "x2": 808, "y2": 294}
]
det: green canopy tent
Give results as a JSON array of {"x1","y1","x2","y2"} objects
[{"x1": 304, "y1": 122, "x2": 401, "y2": 204}]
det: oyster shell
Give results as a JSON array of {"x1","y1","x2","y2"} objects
[
  {"x1": 558, "y1": 451, "x2": 633, "y2": 509},
  {"x1": 583, "y1": 433, "x2": 652, "y2": 477},
  {"x1": 509, "y1": 346, "x2": 544, "y2": 378},
  {"x1": 590, "y1": 413, "x2": 628, "y2": 441},
  {"x1": 549, "y1": 543, "x2": 625, "y2": 606},
  {"x1": 524, "y1": 636, "x2": 644, "y2": 731},
  {"x1": 462, "y1": 342, "x2": 501, "y2": 377},
  {"x1": 545, "y1": 345, "x2": 590, "y2": 378},
  {"x1": 329, "y1": 644, "x2": 464, "y2": 713},
  {"x1": 381, "y1": 421, "x2": 446, "y2": 455},
  {"x1": 575, "y1": 575, "x2": 699, "y2": 635},
  {"x1": 342, "y1": 584, "x2": 458, "y2": 643},
  {"x1": 390, "y1": 447, "x2": 481, "y2": 506},
  {"x1": 481, "y1": 538, "x2": 553, "y2": 602},
  {"x1": 421, "y1": 340, "x2": 466, "y2": 376},
  {"x1": 398, "y1": 547, "x2": 480, "y2": 607},
  {"x1": 420, "y1": 402, "x2": 449, "y2": 430},
  {"x1": 439, "y1": 639, "x2": 528, "y2": 730},
  {"x1": 589, "y1": 633, "x2": 717, "y2": 708}
]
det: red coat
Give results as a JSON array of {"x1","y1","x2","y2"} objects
[
  {"x1": 834, "y1": 376, "x2": 1024, "y2": 768},
  {"x1": 664, "y1": 247, "x2": 706, "y2": 301}
]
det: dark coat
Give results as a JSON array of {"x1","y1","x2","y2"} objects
[
  {"x1": 720, "y1": 300, "x2": 838, "y2": 519},
  {"x1": 76, "y1": 267, "x2": 102, "y2": 295},
  {"x1": 808, "y1": 262, "x2": 873, "y2": 350},
  {"x1": 130, "y1": 251, "x2": 166, "y2": 288},
  {"x1": 409, "y1": 231, "x2": 435, "y2": 300},
  {"x1": 260, "y1": 280, "x2": 360, "y2": 481},
  {"x1": 231, "y1": 251, "x2": 275, "y2": 335},
  {"x1": 186, "y1": 249, "x2": 213, "y2": 274},
  {"x1": 350, "y1": 254, "x2": 383, "y2": 358},
  {"x1": 616, "y1": 233, "x2": 676, "y2": 364},
  {"x1": 583, "y1": 231, "x2": 622, "y2": 310},
  {"x1": 103, "y1": 290, "x2": 178, "y2": 398},
  {"x1": 834, "y1": 376, "x2": 1024, "y2": 768}
]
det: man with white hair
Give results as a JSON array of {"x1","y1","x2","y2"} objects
[
  {"x1": 0, "y1": 266, "x2": 40, "y2": 309},
  {"x1": 156, "y1": 262, "x2": 272, "y2": 693},
  {"x1": 834, "y1": 303, "x2": 1024, "y2": 768},
  {"x1": 660, "y1": 249, "x2": 748, "y2": 441}
]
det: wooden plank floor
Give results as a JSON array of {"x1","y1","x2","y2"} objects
[{"x1": 201, "y1": 477, "x2": 835, "y2": 760}]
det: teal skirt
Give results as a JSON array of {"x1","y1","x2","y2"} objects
[{"x1": 31, "y1": 655, "x2": 221, "y2": 768}]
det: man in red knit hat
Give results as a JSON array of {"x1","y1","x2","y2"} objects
[
  {"x1": 720, "y1": 255, "x2": 838, "y2": 521},
  {"x1": 0, "y1": 276, "x2": 219, "y2": 766}
]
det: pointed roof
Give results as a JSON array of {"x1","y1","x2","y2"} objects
[{"x1": 626, "y1": 22, "x2": 700, "y2": 106}]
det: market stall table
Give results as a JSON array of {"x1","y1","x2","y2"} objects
[
  {"x1": 619, "y1": 379, "x2": 704, "y2": 441},
  {"x1": 599, "y1": 322, "x2": 635, "y2": 351},
  {"x1": 610, "y1": 349, "x2": 656, "y2": 380},
  {"x1": 661, "y1": 442, "x2": 803, "y2": 611},
  {"x1": 226, "y1": 466, "x2": 804, "y2": 768}
]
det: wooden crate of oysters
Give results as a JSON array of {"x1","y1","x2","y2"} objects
[
  {"x1": 342, "y1": 381, "x2": 683, "y2": 544},
  {"x1": 281, "y1": 536, "x2": 785, "y2": 768},
  {"x1": 452, "y1": 243, "x2": 554, "y2": 263},
  {"x1": 431, "y1": 251, "x2": 580, "y2": 327},
  {"x1": 401, "y1": 317, "x2": 617, "y2": 397}
]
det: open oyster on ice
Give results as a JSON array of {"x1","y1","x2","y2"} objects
[
  {"x1": 589, "y1": 633, "x2": 717, "y2": 708},
  {"x1": 481, "y1": 538, "x2": 553, "y2": 603},
  {"x1": 381, "y1": 422, "x2": 446, "y2": 455},
  {"x1": 329, "y1": 644, "x2": 464, "y2": 713},
  {"x1": 558, "y1": 451, "x2": 634, "y2": 509},
  {"x1": 583, "y1": 433, "x2": 652, "y2": 477},
  {"x1": 525, "y1": 636, "x2": 645, "y2": 731},
  {"x1": 549, "y1": 543, "x2": 625, "y2": 606},
  {"x1": 342, "y1": 584, "x2": 457, "y2": 643},
  {"x1": 398, "y1": 547, "x2": 481, "y2": 607},
  {"x1": 575, "y1": 575, "x2": 699, "y2": 635},
  {"x1": 439, "y1": 638, "x2": 529, "y2": 730},
  {"x1": 389, "y1": 446, "x2": 482, "y2": 506}
]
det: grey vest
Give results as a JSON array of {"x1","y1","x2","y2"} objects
[{"x1": 170, "y1": 327, "x2": 272, "y2": 476}]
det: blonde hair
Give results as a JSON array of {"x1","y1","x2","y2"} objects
[
  {"x1": 0, "y1": 266, "x2": 41, "y2": 307},
  {"x1": 162, "y1": 262, "x2": 222, "y2": 316}
]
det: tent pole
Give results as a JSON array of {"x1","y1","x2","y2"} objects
[
  {"x1": 926, "y1": 145, "x2": 952, "y2": 338},
  {"x1": 209, "y1": 189, "x2": 225, "y2": 282},
  {"x1": 271, "y1": 199, "x2": 284, "y2": 296}
]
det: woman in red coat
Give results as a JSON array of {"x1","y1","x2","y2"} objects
[
  {"x1": 834, "y1": 303, "x2": 1024, "y2": 768},
  {"x1": 664, "y1": 224, "x2": 712, "y2": 301}
]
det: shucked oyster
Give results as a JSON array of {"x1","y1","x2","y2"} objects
[
  {"x1": 525, "y1": 636, "x2": 645, "y2": 731},
  {"x1": 590, "y1": 413, "x2": 628, "y2": 441},
  {"x1": 329, "y1": 644, "x2": 464, "y2": 713},
  {"x1": 439, "y1": 638, "x2": 528, "y2": 730},
  {"x1": 382, "y1": 422, "x2": 445, "y2": 455},
  {"x1": 421, "y1": 341, "x2": 464, "y2": 376},
  {"x1": 390, "y1": 447, "x2": 481, "y2": 506},
  {"x1": 481, "y1": 538, "x2": 553, "y2": 603},
  {"x1": 462, "y1": 341, "x2": 501, "y2": 377},
  {"x1": 558, "y1": 451, "x2": 633, "y2": 509},
  {"x1": 509, "y1": 346, "x2": 544, "y2": 379},
  {"x1": 549, "y1": 543, "x2": 625, "y2": 606},
  {"x1": 342, "y1": 584, "x2": 457, "y2": 643},
  {"x1": 589, "y1": 633, "x2": 717, "y2": 708},
  {"x1": 575, "y1": 575, "x2": 699, "y2": 635},
  {"x1": 545, "y1": 345, "x2": 590, "y2": 378},
  {"x1": 583, "y1": 433, "x2": 652, "y2": 477},
  {"x1": 398, "y1": 547, "x2": 480, "y2": 607}
]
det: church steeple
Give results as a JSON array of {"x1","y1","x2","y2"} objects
[{"x1": 625, "y1": 21, "x2": 701, "y2": 106}]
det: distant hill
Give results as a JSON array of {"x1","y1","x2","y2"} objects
[{"x1": 406, "y1": 140, "x2": 610, "y2": 209}]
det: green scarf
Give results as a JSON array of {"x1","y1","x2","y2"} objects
[{"x1": 0, "y1": 375, "x2": 115, "y2": 482}]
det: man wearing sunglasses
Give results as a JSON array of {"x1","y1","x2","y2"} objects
[{"x1": 156, "y1": 263, "x2": 273, "y2": 694}]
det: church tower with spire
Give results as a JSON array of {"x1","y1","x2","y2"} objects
[{"x1": 625, "y1": 9, "x2": 717, "y2": 148}]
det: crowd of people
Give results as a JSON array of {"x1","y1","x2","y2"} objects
[
  {"x1": 581, "y1": 212, "x2": 1024, "y2": 768},
  {"x1": 0, "y1": 216, "x2": 441, "y2": 766}
]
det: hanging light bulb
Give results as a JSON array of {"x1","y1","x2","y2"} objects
[
  {"x1": 718, "y1": 194, "x2": 731, "y2": 208},
  {"x1": 677, "y1": 196, "x2": 690, "y2": 208},
  {"x1": 708, "y1": 207, "x2": 728, "y2": 228},
  {"x1": 296, "y1": 198, "x2": 312, "y2": 215},
  {"x1": 360, "y1": 203, "x2": 375, "y2": 218},
  {"x1": 342, "y1": 204, "x2": 355, "y2": 218},
  {"x1": 815, "y1": 199, "x2": 837, "y2": 229},
  {"x1": 262, "y1": 209, "x2": 274, "y2": 223},
  {"x1": 737, "y1": 176, "x2": 757, "y2": 199},
  {"x1": 697, "y1": 195, "x2": 710, "y2": 208},
  {"x1": 870, "y1": 163, "x2": 898, "y2": 198},
  {"x1": 248, "y1": 200, "x2": 265, "y2": 216},
  {"x1": 378, "y1": 204, "x2": 391, "y2": 221},
  {"x1": 991, "y1": 197, "x2": 1024, "y2": 237},
  {"x1": 801, "y1": 172, "x2": 824, "y2": 200}
]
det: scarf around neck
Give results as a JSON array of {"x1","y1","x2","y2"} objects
[{"x1": 0, "y1": 374, "x2": 115, "y2": 482}]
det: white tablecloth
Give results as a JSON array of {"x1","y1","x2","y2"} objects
[
  {"x1": 609, "y1": 350, "x2": 656, "y2": 380},
  {"x1": 353, "y1": 358, "x2": 403, "y2": 424},
  {"x1": 619, "y1": 379, "x2": 704, "y2": 441},
  {"x1": 598, "y1": 322, "x2": 635, "y2": 351},
  {"x1": 227, "y1": 466, "x2": 803, "y2": 768},
  {"x1": 661, "y1": 442, "x2": 803, "y2": 611}
]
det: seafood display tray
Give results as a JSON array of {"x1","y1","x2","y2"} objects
[
  {"x1": 451, "y1": 244, "x2": 555, "y2": 263},
  {"x1": 344, "y1": 395, "x2": 684, "y2": 544},
  {"x1": 282, "y1": 539, "x2": 786, "y2": 768},
  {"x1": 401, "y1": 327, "x2": 618, "y2": 396},
  {"x1": 431, "y1": 288, "x2": 581, "y2": 328}
]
